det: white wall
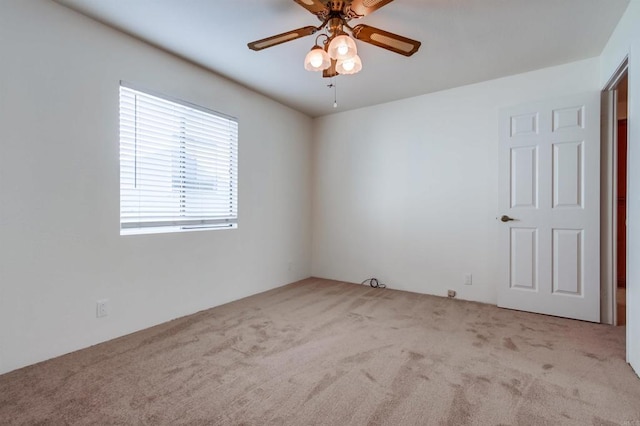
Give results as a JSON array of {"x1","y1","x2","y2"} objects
[
  {"x1": 600, "y1": 0, "x2": 640, "y2": 375},
  {"x1": 1, "y1": 0, "x2": 634, "y2": 379},
  {"x1": 312, "y1": 58, "x2": 600, "y2": 305},
  {"x1": 0, "y1": 0, "x2": 312, "y2": 375}
]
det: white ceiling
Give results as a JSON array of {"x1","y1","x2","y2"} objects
[{"x1": 54, "y1": 0, "x2": 629, "y2": 117}]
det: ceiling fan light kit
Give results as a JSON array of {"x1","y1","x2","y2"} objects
[{"x1": 248, "y1": 0, "x2": 421, "y2": 79}]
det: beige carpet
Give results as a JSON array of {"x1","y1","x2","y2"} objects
[{"x1": 1, "y1": 278, "x2": 639, "y2": 425}]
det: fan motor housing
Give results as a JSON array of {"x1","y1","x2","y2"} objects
[
  {"x1": 328, "y1": 1, "x2": 347, "y2": 12},
  {"x1": 318, "y1": 1, "x2": 356, "y2": 22}
]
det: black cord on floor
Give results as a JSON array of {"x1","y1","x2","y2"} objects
[{"x1": 361, "y1": 278, "x2": 386, "y2": 288}]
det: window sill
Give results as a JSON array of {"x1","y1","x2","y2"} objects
[{"x1": 120, "y1": 223, "x2": 237, "y2": 236}]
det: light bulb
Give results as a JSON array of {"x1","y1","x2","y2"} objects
[
  {"x1": 336, "y1": 54, "x2": 362, "y2": 75},
  {"x1": 304, "y1": 46, "x2": 330, "y2": 71},
  {"x1": 328, "y1": 34, "x2": 357, "y2": 60},
  {"x1": 310, "y1": 53, "x2": 323, "y2": 68},
  {"x1": 342, "y1": 60, "x2": 355, "y2": 71}
]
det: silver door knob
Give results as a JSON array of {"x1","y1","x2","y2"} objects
[{"x1": 500, "y1": 215, "x2": 516, "y2": 222}]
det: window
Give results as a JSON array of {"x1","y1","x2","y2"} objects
[{"x1": 119, "y1": 83, "x2": 238, "y2": 235}]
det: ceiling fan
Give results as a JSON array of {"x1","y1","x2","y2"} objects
[{"x1": 248, "y1": 0, "x2": 421, "y2": 78}]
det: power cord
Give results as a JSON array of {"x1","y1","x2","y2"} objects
[{"x1": 361, "y1": 278, "x2": 386, "y2": 289}]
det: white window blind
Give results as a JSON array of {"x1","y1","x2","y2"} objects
[{"x1": 119, "y1": 84, "x2": 238, "y2": 234}]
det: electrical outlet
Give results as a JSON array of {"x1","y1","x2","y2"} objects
[
  {"x1": 464, "y1": 273, "x2": 473, "y2": 285},
  {"x1": 447, "y1": 290, "x2": 456, "y2": 298},
  {"x1": 96, "y1": 299, "x2": 109, "y2": 318}
]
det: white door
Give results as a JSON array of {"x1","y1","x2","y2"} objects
[{"x1": 498, "y1": 92, "x2": 600, "y2": 322}]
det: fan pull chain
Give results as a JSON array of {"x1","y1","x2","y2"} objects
[
  {"x1": 333, "y1": 77, "x2": 338, "y2": 108},
  {"x1": 327, "y1": 78, "x2": 338, "y2": 108}
]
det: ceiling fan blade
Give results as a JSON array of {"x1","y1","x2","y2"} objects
[
  {"x1": 351, "y1": 24, "x2": 421, "y2": 56},
  {"x1": 248, "y1": 26, "x2": 318, "y2": 51},
  {"x1": 347, "y1": 0, "x2": 395, "y2": 17},
  {"x1": 293, "y1": 0, "x2": 329, "y2": 16}
]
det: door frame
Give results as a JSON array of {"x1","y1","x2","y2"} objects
[{"x1": 601, "y1": 57, "x2": 628, "y2": 329}]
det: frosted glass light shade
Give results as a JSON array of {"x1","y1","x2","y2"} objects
[
  {"x1": 336, "y1": 55, "x2": 362, "y2": 75},
  {"x1": 304, "y1": 46, "x2": 331, "y2": 71},
  {"x1": 328, "y1": 34, "x2": 357, "y2": 60}
]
